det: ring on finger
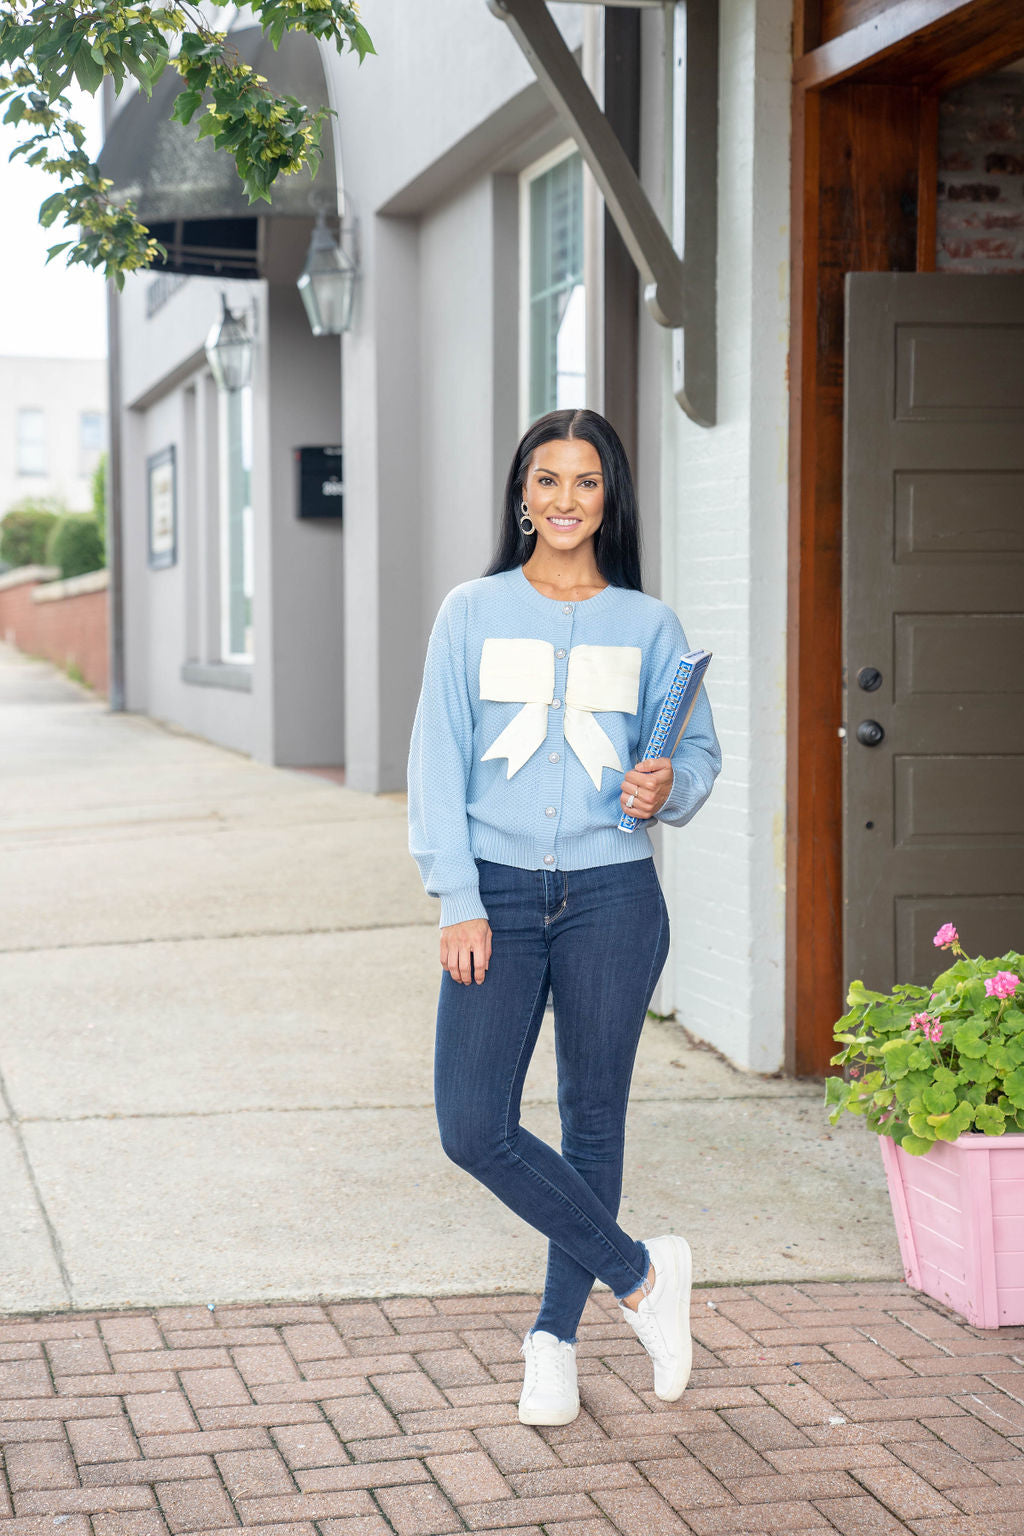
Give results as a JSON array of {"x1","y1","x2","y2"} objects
[{"x1": 625, "y1": 791, "x2": 636, "y2": 810}]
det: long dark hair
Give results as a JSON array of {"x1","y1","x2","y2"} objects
[{"x1": 484, "y1": 409, "x2": 644, "y2": 592}]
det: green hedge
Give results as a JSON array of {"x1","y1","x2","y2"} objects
[
  {"x1": 0, "y1": 504, "x2": 61, "y2": 567},
  {"x1": 91, "y1": 452, "x2": 107, "y2": 546},
  {"x1": 45, "y1": 515, "x2": 105, "y2": 579}
]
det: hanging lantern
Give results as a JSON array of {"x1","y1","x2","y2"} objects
[
  {"x1": 298, "y1": 208, "x2": 358, "y2": 336},
  {"x1": 204, "y1": 294, "x2": 254, "y2": 392}
]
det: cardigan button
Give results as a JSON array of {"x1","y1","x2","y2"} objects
[
  {"x1": 556, "y1": 648, "x2": 566, "y2": 659},
  {"x1": 543, "y1": 854, "x2": 556, "y2": 866},
  {"x1": 545, "y1": 806, "x2": 557, "y2": 818},
  {"x1": 551, "y1": 698, "x2": 562, "y2": 709},
  {"x1": 548, "y1": 751, "x2": 560, "y2": 763},
  {"x1": 562, "y1": 604, "x2": 573, "y2": 616}
]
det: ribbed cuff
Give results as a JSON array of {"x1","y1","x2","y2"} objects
[
  {"x1": 439, "y1": 882, "x2": 488, "y2": 929},
  {"x1": 657, "y1": 762, "x2": 698, "y2": 825}
]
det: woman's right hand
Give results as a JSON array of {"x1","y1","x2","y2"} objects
[{"x1": 440, "y1": 919, "x2": 492, "y2": 985}]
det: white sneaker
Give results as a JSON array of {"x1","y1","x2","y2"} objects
[
  {"x1": 619, "y1": 1234, "x2": 693, "y2": 1400},
  {"x1": 518, "y1": 1329, "x2": 579, "y2": 1426}
]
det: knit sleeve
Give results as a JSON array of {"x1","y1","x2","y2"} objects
[
  {"x1": 407, "y1": 590, "x2": 488, "y2": 928},
  {"x1": 637, "y1": 606, "x2": 722, "y2": 828}
]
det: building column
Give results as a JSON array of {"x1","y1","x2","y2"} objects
[
  {"x1": 653, "y1": 0, "x2": 792, "y2": 1072},
  {"x1": 342, "y1": 213, "x2": 423, "y2": 792}
]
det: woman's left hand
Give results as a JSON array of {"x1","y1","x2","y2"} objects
[{"x1": 620, "y1": 757, "x2": 674, "y2": 820}]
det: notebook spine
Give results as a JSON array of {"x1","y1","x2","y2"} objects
[{"x1": 618, "y1": 658, "x2": 696, "y2": 834}]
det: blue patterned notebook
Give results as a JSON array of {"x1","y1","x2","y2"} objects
[{"x1": 618, "y1": 649, "x2": 713, "y2": 833}]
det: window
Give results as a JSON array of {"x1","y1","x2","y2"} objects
[
  {"x1": 522, "y1": 148, "x2": 587, "y2": 422},
  {"x1": 80, "y1": 411, "x2": 105, "y2": 476},
  {"x1": 16, "y1": 407, "x2": 45, "y2": 476},
  {"x1": 219, "y1": 384, "x2": 254, "y2": 661}
]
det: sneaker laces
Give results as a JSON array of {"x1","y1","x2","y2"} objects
[
  {"x1": 523, "y1": 1333, "x2": 575, "y2": 1397},
  {"x1": 622, "y1": 1297, "x2": 670, "y2": 1365}
]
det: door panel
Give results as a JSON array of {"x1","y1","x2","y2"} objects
[
  {"x1": 894, "y1": 472, "x2": 1024, "y2": 559},
  {"x1": 843, "y1": 274, "x2": 1024, "y2": 994},
  {"x1": 895, "y1": 324, "x2": 1024, "y2": 419}
]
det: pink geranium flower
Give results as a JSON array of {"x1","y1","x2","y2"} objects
[
  {"x1": 910, "y1": 1012, "x2": 943, "y2": 1042},
  {"x1": 933, "y1": 923, "x2": 958, "y2": 949},
  {"x1": 985, "y1": 971, "x2": 1020, "y2": 1000}
]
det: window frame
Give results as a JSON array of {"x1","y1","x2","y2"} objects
[
  {"x1": 79, "y1": 410, "x2": 105, "y2": 477},
  {"x1": 16, "y1": 406, "x2": 46, "y2": 477},
  {"x1": 218, "y1": 382, "x2": 254, "y2": 664},
  {"x1": 518, "y1": 140, "x2": 588, "y2": 432}
]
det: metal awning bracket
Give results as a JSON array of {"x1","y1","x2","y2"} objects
[{"x1": 488, "y1": 0, "x2": 717, "y2": 426}]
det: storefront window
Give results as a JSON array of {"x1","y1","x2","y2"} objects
[
  {"x1": 220, "y1": 383, "x2": 253, "y2": 661},
  {"x1": 16, "y1": 407, "x2": 46, "y2": 476},
  {"x1": 524, "y1": 149, "x2": 586, "y2": 420},
  {"x1": 80, "y1": 411, "x2": 105, "y2": 476}
]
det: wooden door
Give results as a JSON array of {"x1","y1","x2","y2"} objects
[{"x1": 843, "y1": 273, "x2": 1024, "y2": 993}]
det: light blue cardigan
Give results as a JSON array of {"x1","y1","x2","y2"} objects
[{"x1": 408, "y1": 566, "x2": 721, "y2": 926}]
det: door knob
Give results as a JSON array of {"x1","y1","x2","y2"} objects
[
  {"x1": 856, "y1": 720, "x2": 885, "y2": 747},
  {"x1": 857, "y1": 666, "x2": 882, "y2": 692}
]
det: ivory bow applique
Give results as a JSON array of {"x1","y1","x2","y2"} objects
[{"x1": 479, "y1": 639, "x2": 641, "y2": 789}]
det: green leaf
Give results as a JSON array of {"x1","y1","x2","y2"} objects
[
  {"x1": 880, "y1": 1039, "x2": 915, "y2": 1078},
  {"x1": 933, "y1": 1101, "x2": 975, "y2": 1142},
  {"x1": 959, "y1": 1056, "x2": 998, "y2": 1085},
  {"x1": 954, "y1": 1023, "x2": 988, "y2": 1059},
  {"x1": 172, "y1": 88, "x2": 203, "y2": 124},
  {"x1": 974, "y1": 1103, "x2": 1006, "y2": 1136},
  {"x1": 37, "y1": 190, "x2": 65, "y2": 227},
  {"x1": 44, "y1": 239, "x2": 71, "y2": 261},
  {"x1": 987, "y1": 1042, "x2": 1024, "y2": 1072},
  {"x1": 1004, "y1": 1067, "x2": 1024, "y2": 1108},
  {"x1": 847, "y1": 979, "x2": 889, "y2": 1007},
  {"x1": 900, "y1": 1134, "x2": 933, "y2": 1156},
  {"x1": 72, "y1": 42, "x2": 104, "y2": 94},
  {"x1": 922, "y1": 1085, "x2": 957, "y2": 1116},
  {"x1": 965, "y1": 978, "x2": 988, "y2": 1011}
]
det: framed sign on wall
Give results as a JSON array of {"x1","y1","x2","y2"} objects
[{"x1": 147, "y1": 445, "x2": 177, "y2": 569}]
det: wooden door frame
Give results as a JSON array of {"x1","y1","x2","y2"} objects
[{"x1": 786, "y1": 0, "x2": 1024, "y2": 1075}]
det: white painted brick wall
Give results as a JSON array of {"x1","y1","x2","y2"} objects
[{"x1": 658, "y1": 0, "x2": 791, "y2": 1072}]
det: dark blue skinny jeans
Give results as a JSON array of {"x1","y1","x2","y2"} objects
[{"x1": 434, "y1": 855, "x2": 670, "y2": 1343}]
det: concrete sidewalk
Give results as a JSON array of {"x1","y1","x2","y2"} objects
[{"x1": 0, "y1": 644, "x2": 900, "y2": 1314}]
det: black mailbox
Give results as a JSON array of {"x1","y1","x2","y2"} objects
[{"x1": 295, "y1": 446, "x2": 343, "y2": 520}]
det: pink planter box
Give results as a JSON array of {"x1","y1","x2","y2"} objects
[{"x1": 880, "y1": 1132, "x2": 1024, "y2": 1328}]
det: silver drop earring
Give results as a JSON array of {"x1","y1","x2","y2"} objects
[{"x1": 519, "y1": 499, "x2": 535, "y2": 536}]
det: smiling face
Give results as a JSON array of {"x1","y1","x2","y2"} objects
[{"x1": 521, "y1": 437, "x2": 605, "y2": 556}]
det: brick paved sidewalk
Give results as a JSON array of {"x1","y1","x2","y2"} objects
[{"x1": 2, "y1": 1283, "x2": 1024, "y2": 1536}]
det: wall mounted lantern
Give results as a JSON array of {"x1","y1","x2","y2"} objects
[
  {"x1": 298, "y1": 204, "x2": 359, "y2": 337},
  {"x1": 204, "y1": 294, "x2": 254, "y2": 391}
]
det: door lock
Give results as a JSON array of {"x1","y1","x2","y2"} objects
[
  {"x1": 856, "y1": 720, "x2": 885, "y2": 747},
  {"x1": 857, "y1": 666, "x2": 883, "y2": 692}
]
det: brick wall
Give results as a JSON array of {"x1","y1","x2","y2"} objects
[
  {"x1": 0, "y1": 566, "x2": 109, "y2": 695},
  {"x1": 655, "y1": 0, "x2": 792, "y2": 1072},
  {"x1": 937, "y1": 70, "x2": 1024, "y2": 273}
]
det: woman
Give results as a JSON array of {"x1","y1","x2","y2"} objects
[{"x1": 408, "y1": 408, "x2": 721, "y2": 1427}]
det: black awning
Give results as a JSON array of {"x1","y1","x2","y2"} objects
[{"x1": 98, "y1": 24, "x2": 337, "y2": 275}]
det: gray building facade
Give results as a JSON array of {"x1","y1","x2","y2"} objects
[{"x1": 105, "y1": 0, "x2": 792, "y2": 1072}]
